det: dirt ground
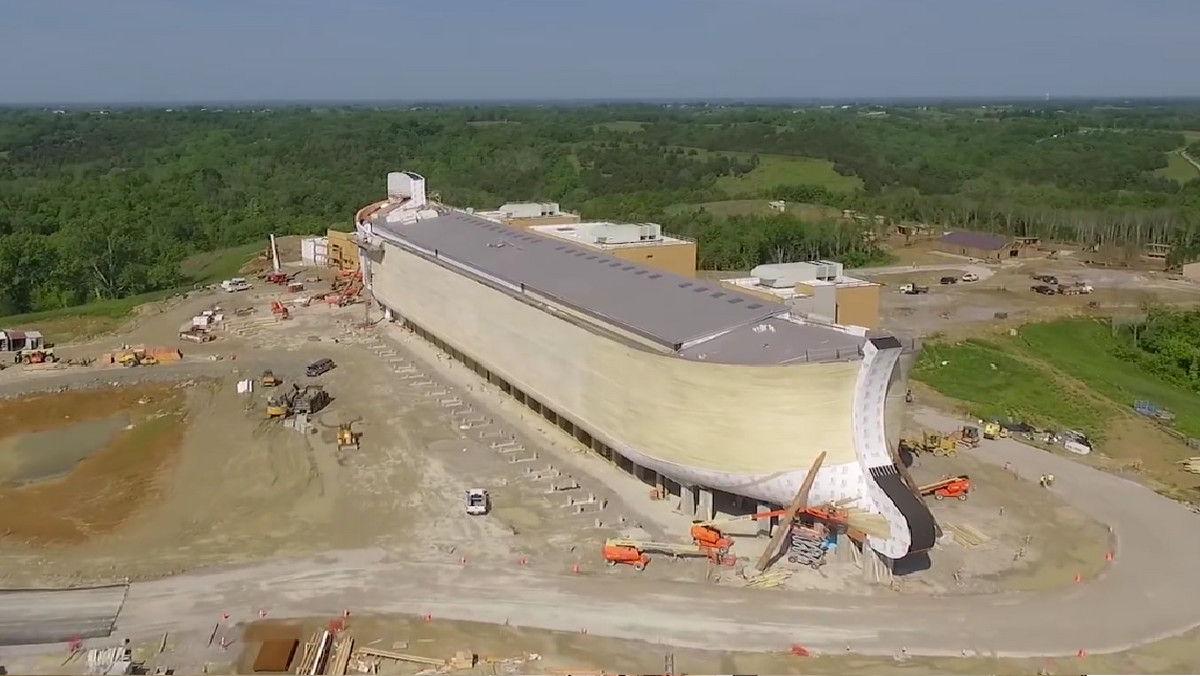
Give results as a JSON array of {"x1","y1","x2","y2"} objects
[
  {"x1": 0, "y1": 253, "x2": 1165, "y2": 676},
  {"x1": 8, "y1": 612, "x2": 1200, "y2": 676},
  {"x1": 0, "y1": 259, "x2": 1113, "y2": 599},
  {"x1": 862, "y1": 242, "x2": 1200, "y2": 339}
]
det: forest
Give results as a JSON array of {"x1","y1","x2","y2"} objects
[
  {"x1": 1116, "y1": 308, "x2": 1200, "y2": 393},
  {"x1": 2, "y1": 103, "x2": 1200, "y2": 315}
]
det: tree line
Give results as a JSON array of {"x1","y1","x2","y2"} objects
[{"x1": 2, "y1": 103, "x2": 1200, "y2": 314}]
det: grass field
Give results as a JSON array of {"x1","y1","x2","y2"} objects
[
  {"x1": 914, "y1": 338, "x2": 1108, "y2": 437},
  {"x1": 1156, "y1": 150, "x2": 1200, "y2": 184},
  {"x1": 915, "y1": 318, "x2": 1200, "y2": 441},
  {"x1": 671, "y1": 147, "x2": 862, "y2": 194}
]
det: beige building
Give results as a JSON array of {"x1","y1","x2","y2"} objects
[
  {"x1": 528, "y1": 222, "x2": 698, "y2": 277},
  {"x1": 722, "y1": 261, "x2": 882, "y2": 330},
  {"x1": 326, "y1": 229, "x2": 361, "y2": 270}
]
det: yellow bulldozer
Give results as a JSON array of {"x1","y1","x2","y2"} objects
[
  {"x1": 983, "y1": 420, "x2": 1008, "y2": 440},
  {"x1": 337, "y1": 423, "x2": 361, "y2": 450},
  {"x1": 118, "y1": 351, "x2": 158, "y2": 367},
  {"x1": 260, "y1": 370, "x2": 282, "y2": 387}
]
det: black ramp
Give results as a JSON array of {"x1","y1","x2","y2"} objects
[
  {"x1": 869, "y1": 465, "x2": 937, "y2": 555},
  {"x1": 0, "y1": 585, "x2": 125, "y2": 646}
]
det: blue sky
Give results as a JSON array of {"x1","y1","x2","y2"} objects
[{"x1": 0, "y1": 0, "x2": 1196, "y2": 103}]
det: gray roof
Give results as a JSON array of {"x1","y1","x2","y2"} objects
[
  {"x1": 675, "y1": 318, "x2": 865, "y2": 365},
  {"x1": 375, "y1": 211, "x2": 845, "y2": 350},
  {"x1": 939, "y1": 231, "x2": 1010, "y2": 251}
]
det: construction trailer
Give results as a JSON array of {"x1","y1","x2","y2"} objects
[{"x1": 0, "y1": 329, "x2": 45, "y2": 353}]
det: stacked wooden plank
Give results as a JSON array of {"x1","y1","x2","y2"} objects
[
  {"x1": 943, "y1": 522, "x2": 990, "y2": 548},
  {"x1": 1178, "y1": 457, "x2": 1200, "y2": 474}
]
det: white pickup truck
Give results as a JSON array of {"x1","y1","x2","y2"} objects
[
  {"x1": 221, "y1": 278, "x2": 252, "y2": 293},
  {"x1": 465, "y1": 488, "x2": 490, "y2": 516}
]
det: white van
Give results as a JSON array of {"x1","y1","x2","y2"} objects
[{"x1": 465, "y1": 488, "x2": 490, "y2": 516}]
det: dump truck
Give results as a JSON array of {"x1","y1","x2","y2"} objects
[{"x1": 898, "y1": 283, "x2": 929, "y2": 295}]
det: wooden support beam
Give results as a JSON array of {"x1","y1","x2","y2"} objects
[{"x1": 755, "y1": 451, "x2": 826, "y2": 573}]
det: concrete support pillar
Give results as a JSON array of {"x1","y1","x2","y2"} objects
[
  {"x1": 697, "y1": 487, "x2": 715, "y2": 522},
  {"x1": 383, "y1": 306, "x2": 394, "y2": 321},
  {"x1": 756, "y1": 502, "x2": 773, "y2": 538},
  {"x1": 654, "y1": 472, "x2": 665, "y2": 500},
  {"x1": 679, "y1": 484, "x2": 696, "y2": 517}
]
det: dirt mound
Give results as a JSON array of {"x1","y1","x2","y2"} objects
[{"x1": 0, "y1": 383, "x2": 188, "y2": 545}]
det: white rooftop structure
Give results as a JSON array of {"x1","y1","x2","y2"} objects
[{"x1": 530, "y1": 222, "x2": 691, "y2": 250}]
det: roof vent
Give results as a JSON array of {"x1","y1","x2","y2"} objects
[
  {"x1": 648, "y1": 274, "x2": 662, "y2": 279},
  {"x1": 747, "y1": 303, "x2": 763, "y2": 309},
  {"x1": 728, "y1": 298, "x2": 744, "y2": 304},
  {"x1": 621, "y1": 265, "x2": 635, "y2": 271},
  {"x1": 679, "y1": 282, "x2": 693, "y2": 288},
  {"x1": 710, "y1": 291, "x2": 726, "y2": 298},
  {"x1": 585, "y1": 255, "x2": 598, "y2": 260},
  {"x1": 635, "y1": 270, "x2": 648, "y2": 275}
]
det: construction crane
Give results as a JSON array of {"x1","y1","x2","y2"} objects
[{"x1": 266, "y1": 234, "x2": 288, "y2": 285}]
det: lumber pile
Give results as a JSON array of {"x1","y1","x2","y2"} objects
[
  {"x1": 745, "y1": 570, "x2": 792, "y2": 589},
  {"x1": 347, "y1": 647, "x2": 477, "y2": 675},
  {"x1": 841, "y1": 508, "x2": 891, "y2": 540},
  {"x1": 943, "y1": 522, "x2": 990, "y2": 548},
  {"x1": 1178, "y1": 457, "x2": 1200, "y2": 474}
]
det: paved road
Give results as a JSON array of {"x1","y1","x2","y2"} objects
[
  {"x1": 0, "y1": 585, "x2": 126, "y2": 646},
  {"x1": 9, "y1": 408, "x2": 1200, "y2": 658}
]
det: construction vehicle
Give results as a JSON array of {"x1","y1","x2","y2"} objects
[
  {"x1": 265, "y1": 389, "x2": 294, "y2": 418},
  {"x1": 983, "y1": 420, "x2": 1008, "y2": 440},
  {"x1": 271, "y1": 300, "x2": 290, "y2": 320},
  {"x1": 265, "y1": 234, "x2": 288, "y2": 285},
  {"x1": 690, "y1": 509, "x2": 787, "y2": 556},
  {"x1": 179, "y1": 328, "x2": 215, "y2": 343},
  {"x1": 898, "y1": 283, "x2": 929, "y2": 295},
  {"x1": 1039, "y1": 474, "x2": 1056, "y2": 488},
  {"x1": 17, "y1": 348, "x2": 57, "y2": 364},
  {"x1": 118, "y1": 351, "x2": 157, "y2": 367},
  {"x1": 336, "y1": 422, "x2": 361, "y2": 450},
  {"x1": 602, "y1": 538, "x2": 719, "y2": 571},
  {"x1": 787, "y1": 520, "x2": 833, "y2": 568},
  {"x1": 292, "y1": 385, "x2": 331, "y2": 416},
  {"x1": 900, "y1": 430, "x2": 959, "y2": 458},
  {"x1": 947, "y1": 425, "x2": 980, "y2": 449},
  {"x1": 602, "y1": 540, "x2": 651, "y2": 571},
  {"x1": 260, "y1": 370, "x2": 282, "y2": 387},
  {"x1": 918, "y1": 475, "x2": 972, "y2": 501},
  {"x1": 465, "y1": 488, "x2": 489, "y2": 516},
  {"x1": 1057, "y1": 282, "x2": 1094, "y2": 295}
]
